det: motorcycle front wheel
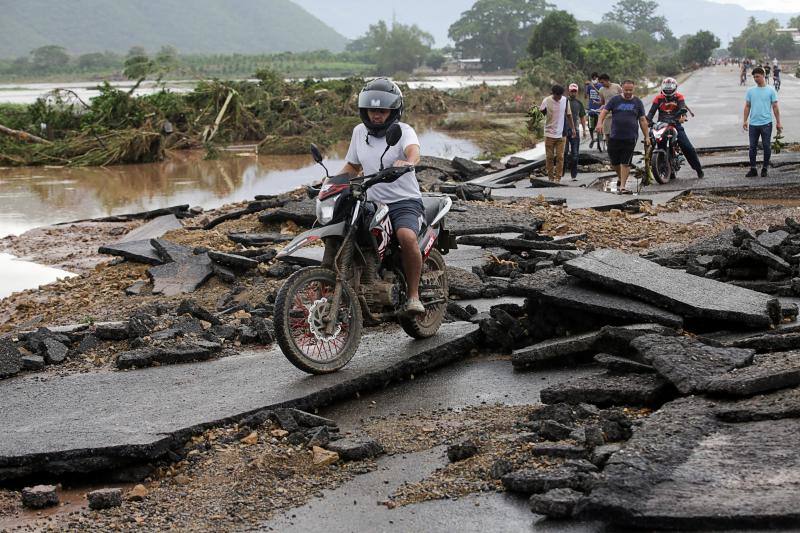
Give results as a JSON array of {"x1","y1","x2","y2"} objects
[
  {"x1": 651, "y1": 149, "x2": 670, "y2": 184},
  {"x1": 399, "y1": 249, "x2": 448, "y2": 339},
  {"x1": 274, "y1": 267, "x2": 362, "y2": 374}
]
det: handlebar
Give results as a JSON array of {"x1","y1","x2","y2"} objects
[{"x1": 357, "y1": 165, "x2": 415, "y2": 190}]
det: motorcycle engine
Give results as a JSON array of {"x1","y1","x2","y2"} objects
[{"x1": 362, "y1": 271, "x2": 402, "y2": 309}]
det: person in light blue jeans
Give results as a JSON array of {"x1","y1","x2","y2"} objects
[{"x1": 743, "y1": 66, "x2": 783, "y2": 178}]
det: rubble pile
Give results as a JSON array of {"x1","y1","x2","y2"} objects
[{"x1": 645, "y1": 219, "x2": 800, "y2": 298}]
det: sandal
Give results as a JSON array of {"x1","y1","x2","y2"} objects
[{"x1": 618, "y1": 188, "x2": 633, "y2": 195}]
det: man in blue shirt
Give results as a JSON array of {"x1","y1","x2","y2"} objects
[
  {"x1": 743, "y1": 66, "x2": 782, "y2": 177},
  {"x1": 596, "y1": 80, "x2": 650, "y2": 194}
]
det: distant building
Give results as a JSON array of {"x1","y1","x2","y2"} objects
[
  {"x1": 456, "y1": 58, "x2": 483, "y2": 72},
  {"x1": 776, "y1": 28, "x2": 800, "y2": 44}
]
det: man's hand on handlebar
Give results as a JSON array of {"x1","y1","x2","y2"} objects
[{"x1": 393, "y1": 159, "x2": 413, "y2": 167}]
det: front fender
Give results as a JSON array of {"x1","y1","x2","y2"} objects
[{"x1": 277, "y1": 221, "x2": 346, "y2": 258}]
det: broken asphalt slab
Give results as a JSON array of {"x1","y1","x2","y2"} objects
[
  {"x1": 0, "y1": 322, "x2": 479, "y2": 481},
  {"x1": 580, "y1": 396, "x2": 800, "y2": 529},
  {"x1": 491, "y1": 186, "x2": 684, "y2": 211},
  {"x1": 540, "y1": 370, "x2": 672, "y2": 407},
  {"x1": 704, "y1": 350, "x2": 800, "y2": 398},
  {"x1": 564, "y1": 249, "x2": 782, "y2": 328},
  {"x1": 116, "y1": 215, "x2": 182, "y2": 243},
  {"x1": 148, "y1": 253, "x2": 214, "y2": 296}
]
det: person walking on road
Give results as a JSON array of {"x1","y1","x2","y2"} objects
[
  {"x1": 564, "y1": 83, "x2": 588, "y2": 181},
  {"x1": 585, "y1": 72, "x2": 603, "y2": 148},
  {"x1": 743, "y1": 66, "x2": 782, "y2": 178},
  {"x1": 598, "y1": 74, "x2": 623, "y2": 148},
  {"x1": 538, "y1": 85, "x2": 575, "y2": 183},
  {"x1": 596, "y1": 80, "x2": 650, "y2": 194}
]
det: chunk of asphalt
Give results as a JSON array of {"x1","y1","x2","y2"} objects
[
  {"x1": 306, "y1": 426, "x2": 331, "y2": 448},
  {"x1": 125, "y1": 280, "x2": 148, "y2": 296},
  {"x1": 127, "y1": 312, "x2": 157, "y2": 338},
  {"x1": 594, "y1": 324, "x2": 679, "y2": 357},
  {"x1": 208, "y1": 251, "x2": 259, "y2": 270},
  {"x1": 271, "y1": 408, "x2": 300, "y2": 433},
  {"x1": 148, "y1": 253, "x2": 214, "y2": 296},
  {"x1": 631, "y1": 334, "x2": 754, "y2": 395},
  {"x1": 116, "y1": 341, "x2": 221, "y2": 369},
  {"x1": 0, "y1": 339, "x2": 22, "y2": 378},
  {"x1": 756, "y1": 229, "x2": 790, "y2": 251},
  {"x1": 258, "y1": 198, "x2": 316, "y2": 227},
  {"x1": 704, "y1": 351, "x2": 800, "y2": 397},
  {"x1": 713, "y1": 386, "x2": 800, "y2": 422},
  {"x1": 594, "y1": 353, "x2": 656, "y2": 374},
  {"x1": 536, "y1": 420, "x2": 575, "y2": 441},
  {"x1": 20, "y1": 354, "x2": 45, "y2": 371},
  {"x1": 87, "y1": 488, "x2": 123, "y2": 510},
  {"x1": 457, "y1": 235, "x2": 577, "y2": 251},
  {"x1": 731, "y1": 332, "x2": 800, "y2": 353},
  {"x1": 41, "y1": 338, "x2": 69, "y2": 364},
  {"x1": 509, "y1": 270, "x2": 683, "y2": 329},
  {"x1": 563, "y1": 249, "x2": 781, "y2": 328},
  {"x1": 579, "y1": 396, "x2": 800, "y2": 529},
  {"x1": 512, "y1": 331, "x2": 601, "y2": 371},
  {"x1": 288, "y1": 409, "x2": 337, "y2": 428},
  {"x1": 530, "y1": 443, "x2": 589, "y2": 460},
  {"x1": 452, "y1": 156, "x2": 486, "y2": 177},
  {"x1": 745, "y1": 240, "x2": 793, "y2": 274},
  {"x1": 502, "y1": 465, "x2": 596, "y2": 495},
  {"x1": 176, "y1": 299, "x2": 220, "y2": 325},
  {"x1": 228, "y1": 232, "x2": 292, "y2": 246},
  {"x1": 98, "y1": 239, "x2": 162, "y2": 265},
  {"x1": 93, "y1": 321, "x2": 130, "y2": 341},
  {"x1": 528, "y1": 402, "x2": 598, "y2": 425},
  {"x1": 211, "y1": 262, "x2": 237, "y2": 284},
  {"x1": 529, "y1": 488, "x2": 584, "y2": 519},
  {"x1": 150, "y1": 238, "x2": 193, "y2": 264},
  {"x1": 590, "y1": 443, "x2": 622, "y2": 468},
  {"x1": 325, "y1": 436, "x2": 384, "y2": 461},
  {"x1": 21, "y1": 485, "x2": 58, "y2": 509},
  {"x1": 447, "y1": 440, "x2": 478, "y2": 462},
  {"x1": 540, "y1": 371, "x2": 672, "y2": 407}
]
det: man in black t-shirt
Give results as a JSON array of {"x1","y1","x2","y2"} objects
[{"x1": 596, "y1": 79, "x2": 650, "y2": 194}]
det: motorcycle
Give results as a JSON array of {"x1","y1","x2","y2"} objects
[
  {"x1": 649, "y1": 118, "x2": 685, "y2": 184},
  {"x1": 273, "y1": 123, "x2": 454, "y2": 374}
]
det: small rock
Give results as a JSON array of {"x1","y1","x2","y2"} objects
[
  {"x1": 0, "y1": 339, "x2": 22, "y2": 378},
  {"x1": 490, "y1": 459, "x2": 514, "y2": 479},
  {"x1": 77, "y1": 334, "x2": 101, "y2": 354},
  {"x1": 326, "y1": 436, "x2": 384, "y2": 461},
  {"x1": 271, "y1": 429, "x2": 289, "y2": 438},
  {"x1": 94, "y1": 322, "x2": 130, "y2": 341},
  {"x1": 529, "y1": 488, "x2": 583, "y2": 518},
  {"x1": 21, "y1": 485, "x2": 58, "y2": 509},
  {"x1": 20, "y1": 354, "x2": 45, "y2": 371},
  {"x1": 537, "y1": 420, "x2": 574, "y2": 441},
  {"x1": 87, "y1": 488, "x2": 123, "y2": 510},
  {"x1": 127, "y1": 312, "x2": 156, "y2": 338},
  {"x1": 307, "y1": 426, "x2": 331, "y2": 448},
  {"x1": 174, "y1": 474, "x2": 191, "y2": 485},
  {"x1": 240, "y1": 431, "x2": 258, "y2": 445},
  {"x1": 447, "y1": 440, "x2": 478, "y2": 462},
  {"x1": 127, "y1": 484, "x2": 148, "y2": 501},
  {"x1": 311, "y1": 446, "x2": 339, "y2": 467},
  {"x1": 271, "y1": 408, "x2": 300, "y2": 432},
  {"x1": 289, "y1": 409, "x2": 337, "y2": 428},
  {"x1": 125, "y1": 280, "x2": 148, "y2": 296},
  {"x1": 41, "y1": 338, "x2": 68, "y2": 364},
  {"x1": 177, "y1": 299, "x2": 221, "y2": 325}
]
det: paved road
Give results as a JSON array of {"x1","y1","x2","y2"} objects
[
  {"x1": 677, "y1": 66, "x2": 799, "y2": 148},
  {"x1": 0, "y1": 322, "x2": 478, "y2": 480}
]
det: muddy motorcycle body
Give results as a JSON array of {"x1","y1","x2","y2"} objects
[
  {"x1": 649, "y1": 121, "x2": 684, "y2": 184},
  {"x1": 273, "y1": 168, "x2": 454, "y2": 374}
]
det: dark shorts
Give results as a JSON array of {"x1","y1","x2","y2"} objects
[
  {"x1": 388, "y1": 198, "x2": 424, "y2": 234},
  {"x1": 607, "y1": 138, "x2": 637, "y2": 166}
]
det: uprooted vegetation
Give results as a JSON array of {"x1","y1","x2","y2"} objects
[{"x1": 0, "y1": 71, "x2": 550, "y2": 167}]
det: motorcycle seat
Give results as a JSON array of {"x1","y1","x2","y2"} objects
[{"x1": 421, "y1": 195, "x2": 449, "y2": 228}]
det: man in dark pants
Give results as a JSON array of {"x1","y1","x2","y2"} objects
[
  {"x1": 564, "y1": 83, "x2": 588, "y2": 180},
  {"x1": 646, "y1": 77, "x2": 704, "y2": 179},
  {"x1": 743, "y1": 66, "x2": 782, "y2": 177}
]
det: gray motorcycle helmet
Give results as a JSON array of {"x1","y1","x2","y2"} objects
[{"x1": 358, "y1": 77, "x2": 403, "y2": 138}]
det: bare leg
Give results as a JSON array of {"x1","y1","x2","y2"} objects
[
  {"x1": 619, "y1": 164, "x2": 630, "y2": 190},
  {"x1": 396, "y1": 228, "x2": 422, "y2": 300}
]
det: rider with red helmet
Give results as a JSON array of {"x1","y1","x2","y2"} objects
[{"x1": 646, "y1": 78, "x2": 704, "y2": 178}]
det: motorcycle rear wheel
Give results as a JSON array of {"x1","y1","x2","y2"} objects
[
  {"x1": 651, "y1": 150, "x2": 670, "y2": 184},
  {"x1": 274, "y1": 267, "x2": 362, "y2": 374},
  {"x1": 399, "y1": 249, "x2": 448, "y2": 339}
]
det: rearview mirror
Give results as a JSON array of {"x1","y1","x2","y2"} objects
[
  {"x1": 385, "y1": 123, "x2": 403, "y2": 147},
  {"x1": 310, "y1": 143, "x2": 323, "y2": 163}
]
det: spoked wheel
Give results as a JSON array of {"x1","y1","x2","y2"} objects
[
  {"x1": 651, "y1": 149, "x2": 670, "y2": 184},
  {"x1": 399, "y1": 249, "x2": 448, "y2": 339},
  {"x1": 274, "y1": 267, "x2": 362, "y2": 374}
]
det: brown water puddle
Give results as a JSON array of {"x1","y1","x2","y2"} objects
[{"x1": 0, "y1": 125, "x2": 479, "y2": 238}]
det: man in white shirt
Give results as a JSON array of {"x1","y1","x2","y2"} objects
[
  {"x1": 339, "y1": 78, "x2": 425, "y2": 314},
  {"x1": 539, "y1": 85, "x2": 575, "y2": 183}
]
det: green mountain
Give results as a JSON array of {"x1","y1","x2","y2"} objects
[{"x1": 0, "y1": 0, "x2": 347, "y2": 58}]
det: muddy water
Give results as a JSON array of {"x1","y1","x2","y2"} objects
[
  {"x1": 0, "y1": 125, "x2": 480, "y2": 238},
  {"x1": 0, "y1": 253, "x2": 75, "y2": 298}
]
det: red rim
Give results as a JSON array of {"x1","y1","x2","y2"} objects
[{"x1": 287, "y1": 279, "x2": 353, "y2": 363}]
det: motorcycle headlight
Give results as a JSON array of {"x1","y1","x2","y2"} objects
[{"x1": 316, "y1": 201, "x2": 335, "y2": 225}]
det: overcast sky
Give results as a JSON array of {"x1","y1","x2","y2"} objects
[{"x1": 706, "y1": 0, "x2": 799, "y2": 13}]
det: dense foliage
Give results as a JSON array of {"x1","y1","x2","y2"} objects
[{"x1": 729, "y1": 18, "x2": 798, "y2": 59}]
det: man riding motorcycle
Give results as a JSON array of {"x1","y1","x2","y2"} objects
[
  {"x1": 337, "y1": 77, "x2": 425, "y2": 315},
  {"x1": 646, "y1": 78, "x2": 704, "y2": 179}
]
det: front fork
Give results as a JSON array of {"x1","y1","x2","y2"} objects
[{"x1": 324, "y1": 228, "x2": 356, "y2": 335}]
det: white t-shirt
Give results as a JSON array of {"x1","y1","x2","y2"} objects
[
  {"x1": 540, "y1": 95, "x2": 571, "y2": 139},
  {"x1": 345, "y1": 122, "x2": 421, "y2": 205}
]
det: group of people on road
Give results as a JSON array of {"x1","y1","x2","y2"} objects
[{"x1": 538, "y1": 74, "x2": 704, "y2": 194}]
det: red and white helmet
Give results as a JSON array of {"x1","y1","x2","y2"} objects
[{"x1": 661, "y1": 77, "x2": 678, "y2": 96}]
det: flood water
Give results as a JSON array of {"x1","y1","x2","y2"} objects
[
  {"x1": 0, "y1": 124, "x2": 480, "y2": 238},
  {"x1": 0, "y1": 253, "x2": 75, "y2": 299}
]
